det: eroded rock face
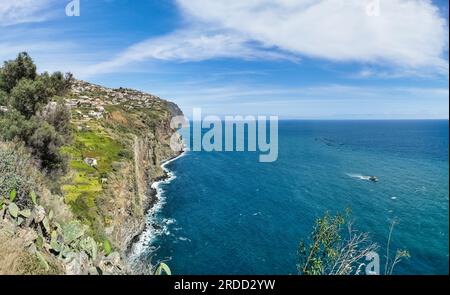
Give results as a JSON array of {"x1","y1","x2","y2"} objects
[
  {"x1": 1, "y1": 78, "x2": 184, "y2": 275},
  {"x1": 98, "y1": 252, "x2": 123, "y2": 275},
  {"x1": 66, "y1": 80, "x2": 183, "y2": 273}
]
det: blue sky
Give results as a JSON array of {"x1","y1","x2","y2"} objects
[{"x1": 0, "y1": 0, "x2": 448, "y2": 119}]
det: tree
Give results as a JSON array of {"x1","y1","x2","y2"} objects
[
  {"x1": 0, "y1": 52, "x2": 37, "y2": 93},
  {"x1": 10, "y1": 79, "x2": 52, "y2": 118},
  {"x1": 0, "y1": 52, "x2": 72, "y2": 175},
  {"x1": 39, "y1": 71, "x2": 74, "y2": 96},
  {"x1": 38, "y1": 100, "x2": 72, "y2": 142}
]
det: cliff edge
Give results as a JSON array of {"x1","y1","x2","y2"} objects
[{"x1": 63, "y1": 80, "x2": 183, "y2": 265}]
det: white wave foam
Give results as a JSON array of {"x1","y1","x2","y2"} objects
[
  {"x1": 129, "y1": 150, "x2": 187, "y2": 264},
  {"x1": 178, "y1": 236, "x2": 191, "y2": 242},
  {"x1": 347, "y1": 173, "x2": 374, "y2": 181}
]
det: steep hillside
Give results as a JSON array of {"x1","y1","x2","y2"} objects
[
  {"x1": 1, "y1": 74, "x2": 183, "y2": 274},
  {"x1": 62, "y1": 80, "x2": 183, "y2": 256}
]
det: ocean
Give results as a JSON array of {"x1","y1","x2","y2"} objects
[{"x1": 138, "y1": 120, "x2": 449, "y2": 275}]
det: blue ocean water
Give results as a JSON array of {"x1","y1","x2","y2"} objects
[{"x1": 145, "y1": 120, "x2": 449, "y2": 275}]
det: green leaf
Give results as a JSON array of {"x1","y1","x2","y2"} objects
[
  {"x1": 48, "y1": 209, "x2": 54, "y2": 221},
  {"x1": 36, "y1": 235, "x2": 44, "y2": 250},
  {"x1": 17, "y1": 217, "x2": 24, "y2": 226},
  {"x1": 154, "y1": 262, "x2": 171, "y2": 275},
  {"x1": 9, "y1": 189, "x2": 17, "y2": 202},
  {"x1": 35, "y1": 251, "x2": 49, "y2": 271},
  {"x1": 103, "y1": 239, "x2": 111, "y2": 256},
  {"x1": 8, "y1": 203, "x2": 19, "y2": 218},
  {"x1": 30, "y1": 191, "x2": 37, "y2": 205},
  {"x1": 54, "y1": 221, "x2": 62, "y2": 234},
  {"x1": 19, "y1": 209, "x2": 32, "y2": 218},
  {"x1": 42, "y1": 216, "x2": 50, "y2": 233},
  {"x1": 62, "y1": 221, "x2": 85, "y2": 244},
  {"x1": 50, "y1": 231, "x2": 61, "y2": 253}
]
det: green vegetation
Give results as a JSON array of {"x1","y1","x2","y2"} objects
[
  {"x1": 0, "y1": 52, "x2": 73, "y2": 174},
  {"x1": 0, "y1": 52, "x2": 37, "y2": 93},
  {"x1": 0, "y1": 142, "x2": 43, "y2": 209},
  {"x1": 0, "y1": 187, "x2": 118, "y2": 275},
  {"x1": 298, "y1": 210, "x2": 409, "y2": 275},
  {"x1": 1, "y1": 52, "x2": 179, "y2": 274},
  {"x1": 60, "y1": 126, "x2": 128, "y2": 240}
]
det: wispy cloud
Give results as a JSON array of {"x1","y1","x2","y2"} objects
[
  {"x1": 80, "y1": 29, "x2": 299, "y2": 77},
  {"x1": 0, "y1": 0, "x2": 58, "y2": 26},
  {"x1": 87, "y1": 0, "x2": 448, "y2": 76}
]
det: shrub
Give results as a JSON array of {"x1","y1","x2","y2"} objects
[
  {"x1": 38, "y1": 100, "x2": 72, "y2": 142},
  {"x1": 26, "y1": 119, "x2": 68, "y2": 174},
  {"x1": 0, "y1": 110, "x2": 30, "y2": 141},
  {"x1": 0, "y1": 142, "x2": 43, "y2": 209},
  {"x1": 10, "y1": 78, "x2": 51, "y2": 118},
  {"x1": 297, "y1": 210, "x2": 381, "y2": 275},
  {"x1": 0, "y1": 89, "x2": 7, "y2": 105},
  {"x1": 297, "y1": 210, "x2": 409, "y2": 275}
]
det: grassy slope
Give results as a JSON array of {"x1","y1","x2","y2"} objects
[{"x1": 60, "y1": 88, "x2": 172, "y2": 241}]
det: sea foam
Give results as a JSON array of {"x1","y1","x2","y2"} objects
[{"x1": 129, "y1": 151, "x2": 187, "y2": 268}]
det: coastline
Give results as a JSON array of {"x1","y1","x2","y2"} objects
[{"x1": 128, "y1": 149, "x2": 187, "y2": 273}]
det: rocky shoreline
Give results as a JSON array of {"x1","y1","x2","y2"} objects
[
  {"x1": 125, "y1": 150, "x2": 185, "y2": 274},
  {"x1": 0, "y1": 56, "x2": 184, "y2": 275},
  {"x1": 65, "y1": 80, "x2": 184, "y2": 274}
]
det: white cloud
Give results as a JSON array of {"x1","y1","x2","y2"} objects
[
  {"x1": 80, "y1": 29, "x2": 299, "y2": 76},
  {"x1": 177, "y1": 0, "x2": 448, "y2": 70},
  {"x1": 0, "y1": 0, "x2": 57, "y2": 26},
  {"x1": 89, "y1": 0, "x2": 448, "y2": 75}
]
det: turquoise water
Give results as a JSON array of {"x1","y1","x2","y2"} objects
[{"x1": 145, "y1": 120, "x2": 449, "y2": 275}]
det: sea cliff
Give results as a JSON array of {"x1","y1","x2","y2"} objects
[
  {"x1": 64, "y1": 80, "x2": 183, "y2": 269},
  {"x1": 0, "y1": 77, "x2": 183, "y2": 274}
]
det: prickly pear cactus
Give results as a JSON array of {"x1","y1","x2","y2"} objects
[
  {"x1": 8, "y1": 202, "x2": 19, "y2": 218},
  {"x1": 50, "y1": 231, "x2": 62, "y2": 253},
  {"x1": 79, "y1": 236, "x2": 98, "y2": 260},
  {"x1": 62, "y1": 221, "x2": 85, "y2": 244}
]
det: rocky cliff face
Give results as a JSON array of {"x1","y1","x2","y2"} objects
[
  {"x1": 0, "y1": 79, "x2": 182, "y2": 274},
  {"x1": 63, "y1": 80, "x2": 183, "y2": 270}
]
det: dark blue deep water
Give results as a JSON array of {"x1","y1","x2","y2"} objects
[{"x1": 145, "y1": 120, "x2": 449, "y2": 274}]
